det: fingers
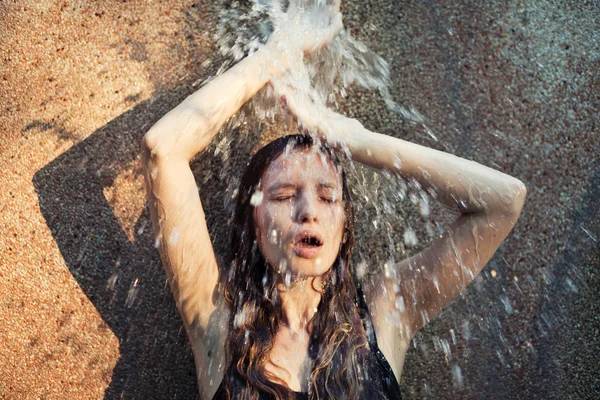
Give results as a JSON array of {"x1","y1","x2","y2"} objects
[
  {"x1": 308, "y1": 11, "x2": 343, "y2": 53},
  {"x1": 330, "y1": 12, "x2": 344, "y2": 38},
  {"x1": 333, "y1": 0, "x2": 341, "y2": 12}
]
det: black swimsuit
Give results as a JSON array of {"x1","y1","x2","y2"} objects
[{"x1": 213, "y1": 288, "x2": 402, "y2": 399}]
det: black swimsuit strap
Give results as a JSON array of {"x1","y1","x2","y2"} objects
[
  {"x1": 355, "y1": 284, "x2": 382, "y2": 349},
  {"x1": 214, "y1": 286, "x2": 402, "y2": 400}
]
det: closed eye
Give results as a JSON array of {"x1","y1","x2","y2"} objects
[{"x1": 274, "y1": 195, "x2": 294, "y2": 201}]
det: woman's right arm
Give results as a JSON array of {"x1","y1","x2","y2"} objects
[
  {"x1": 142, "y1": 48, "x2": 284, "y2": 398},
  {"x1": 142, "y1": 12, "x2": 342, "y2": 397},
  {"x1": 142, "y1": 48, "x2": 284, "y2": 332},
  {"x1": 142, "y1": 9, "x2": 343, "y2": 328}
]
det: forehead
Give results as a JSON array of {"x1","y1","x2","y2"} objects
[{"x1": 261, "y1": 148, "x2": 342, "y2": 188}]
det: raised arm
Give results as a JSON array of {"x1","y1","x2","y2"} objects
[
  {"x1": 331, "y1": 120, "x2": 526, "y2": 330},
  {"x1": 142, "y1": 45, "x2": 291, "y2": 399},
  {"x1": 142, "y1": 11, "x2": 342, "y2": 398},
  {"x1": 142, "y1": 6, "x2": 343, "y2": 327},
  {"x1": 277, "y1": 88, "x2": 526, "y2": 357}
]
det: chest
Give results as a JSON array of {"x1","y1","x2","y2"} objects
[{"x1": 264, "y1": 328, "x2": 312, "y2": 392}]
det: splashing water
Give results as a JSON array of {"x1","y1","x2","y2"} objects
[
  {"x1": 198, "y1": 0, "x2": 559, "y2": 396},
  {"x1": 215, "y1": 0, "x2": 423, "y2": 126},
  {"x1": 211, "y1": 0, "x2": 442, "y2": 278}
]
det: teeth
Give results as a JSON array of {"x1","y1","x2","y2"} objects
[{"x1": 300, "y1": 237, "x2": 321, "y2": 246}]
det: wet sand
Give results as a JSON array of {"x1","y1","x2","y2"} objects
[{"x1": 1, "y1": 1, "x2": 598, "y2": 398}]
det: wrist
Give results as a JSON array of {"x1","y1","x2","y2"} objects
[{"x1": 259, "y1": 39, "x2": 303, "y2": 79}]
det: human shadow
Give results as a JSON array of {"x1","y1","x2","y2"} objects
[
  {"x1": 528, "y1": 165, "x2": 600, "y2": 398},
  {"x1": 31, "y1": 87, "x2": 257, "y2": 398}
]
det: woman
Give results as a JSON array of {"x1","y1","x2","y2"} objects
[{"x1": 142, "y1": 6, "x2": 526, "y2": 400}]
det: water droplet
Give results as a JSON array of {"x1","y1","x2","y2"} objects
[
  {"x1": 106, "y1": 273, "x2": 118, "y2": 291},
  {"x1": 433, "y1": 275, "x2": 440, "y2": 293},
  {"x1": 403, "y1": 228, "x2": 418, "y2": 247},
  {"x1": 383, "y1": 262, "x2": 393, "y2": 278},
  {"x1": 125, "y1": 278, "x2": 139, "y2": 308},
  {"x1": 451, "y1": 364, "x2": 463, "y2": 388},
  {"x1": 169, "y1": 228, "x2": 180, "y2": 245},
  {"x1": 137, "y1": 220, "x2": 147, "y2": 235},
  {"x1": 269, "y1": 229, "x2": 278, "y2": 244},
  {"x1": 234, "y1": 309, "x2": 248, "y2": 328},
  {"x1": 462, "y1": 321, "x2": 471, "y2": 341},
  {"x1": 356, "y1": 260, "x2": 367, "y2": 280},
  {"x1": 394, "y1": 296, "x2": 405, "y2": 312},
  {"x1": 278, "y1": 259, "x2": 288, "y2": 274},
  {"x1": 284, "y1": 270, "x2": 292, "y2": 288},
  {"x1": 565, "y1": 278, "x2": 578, "y2": 293},
  {"x1": 500, "y1": 295, "x2": 514, "y2": 315},
  {"x1": 261, "y1": 273, "x2": 268, "y2": 286},
  {"x1": 419, "y1": 194, "x2": 430, "y2": 217},
  {"x1": 250, "y1": 190, "x2": 264, "y2": 206}
]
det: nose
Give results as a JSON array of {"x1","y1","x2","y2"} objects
[{"x1": 296, "y1": 193, "x2": 318, "y2": 223}]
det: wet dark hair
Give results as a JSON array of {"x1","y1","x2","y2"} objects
[{"x1": 221, "y1": 134, "x2": 370, "y2": 399}]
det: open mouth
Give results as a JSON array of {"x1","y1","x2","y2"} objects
[
  {"x1": 293, "y1": 231, "x2": 324, "y2": 258},
  {"x1": 294, "y1": 231, "x2": 324, "y2": 247},
  {"x1": 297, "y1": 236, "x2": 323, "y2": 247}
]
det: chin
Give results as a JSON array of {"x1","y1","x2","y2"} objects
[{"x1": 288, "y1": 256, "x2": 333, "y2": 278}]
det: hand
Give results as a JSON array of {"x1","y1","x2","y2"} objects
[
  {"x1": 266, "y1": 0, "x2": 344, "y2": 57},
  {"x1": 274, "y1": 81, "x2": 363, "y2": 145}
]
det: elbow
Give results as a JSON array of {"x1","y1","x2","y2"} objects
[
  {"x1": 508, "y1": 179, "x2": 527, "y2": 219},
  {"x1": 141, "y1": 129, "x2": 154, "y2": 154},
  {"x1": 141, "y1": 106, "x2": 210, "y2": 163},
  {"x1": 141, "y1": 128, "x2": 166, "y2": 169},
  {"x1": 141, "y1": 128, "x2": 161, "y2": 158}
]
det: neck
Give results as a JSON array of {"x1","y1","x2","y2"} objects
[{"x1": 276, "y1": 276, "x2": 323, "y2": 333}]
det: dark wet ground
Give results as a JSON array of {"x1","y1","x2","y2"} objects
[{"x1": 1, "y1": 0, "x2": 598, "y2": 399}]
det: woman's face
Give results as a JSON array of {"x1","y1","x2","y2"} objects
[{"x1": 253, "y1": 147, "x2": 345, "y2": 279}]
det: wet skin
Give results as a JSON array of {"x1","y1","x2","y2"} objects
[{"x1": 253, "y1": 148, "x2": 345, "y2": 279}]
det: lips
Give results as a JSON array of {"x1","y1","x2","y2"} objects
[{"x1": 292, "y1": 230, "x2": 323, "y2": 258}]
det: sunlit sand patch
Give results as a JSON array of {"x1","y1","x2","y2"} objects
[{"x1": 102, "y1": 159, "x2": 146, "y2": 244}]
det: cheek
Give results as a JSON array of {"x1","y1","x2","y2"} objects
[
  {"x1": 325, "y1": 206, "x2": 345, "y2": 243},
  {"x1": 254, "y1": 205, "x2": 287, "y2": 245},
  {"x1": 333, "y1": 205, "x2": 345, "y2": 231},
  {"x1": 254, "y1": 207, "x2": 270, "y2": 242}
]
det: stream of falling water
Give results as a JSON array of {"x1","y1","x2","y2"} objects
[
  {"x1": 73, "y1": 1, "x2": 592, "y2": 397},
  {"x1": 212, "y1": 2, "x2": 438, "y2": 269},
  {"x1": 205, "y1": 0, "x2": 471, "y2": 390},
  {"x1": 206, "y1": 0, "x2": 468, "y2": 390}
]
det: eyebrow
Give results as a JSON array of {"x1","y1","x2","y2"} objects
[
  {"x1": 267, "y1": 183, "x2": 297, "y2": 192},
  {"x1": 318, "y1": 182, "x2": 338, "y2": 190},
  {"x1": 267, "y1": 182, "x2": 339, "y2": 192}
]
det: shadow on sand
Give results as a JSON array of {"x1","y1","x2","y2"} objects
[{"x1": 31, "y1": 82, "x2": 258, "y2": 398}]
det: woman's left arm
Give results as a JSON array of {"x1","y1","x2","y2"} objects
[
  {"x1": 336, "y1": 121, "x2": 526, "y2": 335},
  {"x1": 278, "y1": 92, "x2": 526, "y2": 336}
]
